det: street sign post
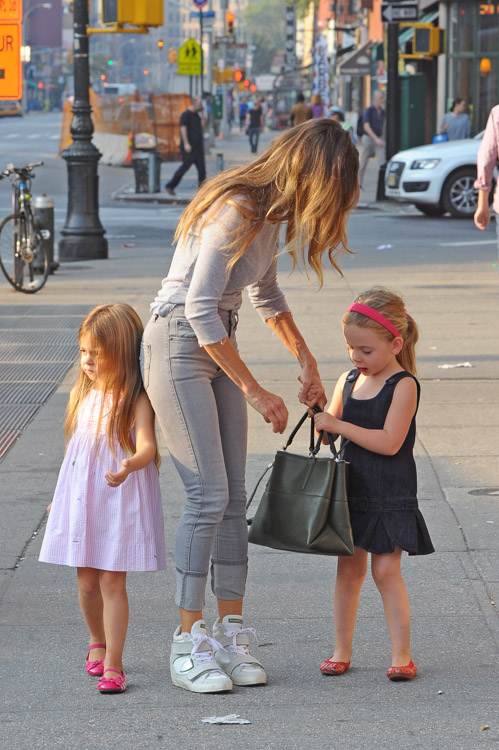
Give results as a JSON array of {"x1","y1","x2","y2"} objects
[
  {"x1": 0, "y1": 0, "x2": 22, "y2": 100},
  {"x1": 381, "y1": 2, "x2": 418, "y2": 23}
]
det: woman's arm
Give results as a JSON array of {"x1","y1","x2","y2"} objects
[
  {"x1": 314, "y1": 376, "x2": 417, "y2": 455},
  {"x1": 204, "y1": 336, "x2": 288, "y2": 433},
  {"x1": 265, "y1": 311, "x2": 327, "y2": 409},
  {"x1": 105, "y1": 393, "x2": 158, "y2": 486}
]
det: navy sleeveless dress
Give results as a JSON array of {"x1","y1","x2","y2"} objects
[{"x1": 341, "y1": 369, "x2": 434, "y2": 556}]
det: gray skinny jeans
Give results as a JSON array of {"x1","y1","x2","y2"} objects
[{"x1": 141, "y1": 307, "x2": 248, "y2": 610}]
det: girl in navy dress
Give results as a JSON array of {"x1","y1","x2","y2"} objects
[{"x1": 314, "y1": 287, "x2": 434, "y2": 681}]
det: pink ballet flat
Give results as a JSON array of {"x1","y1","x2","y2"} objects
[
  {"x1": 98, "y1": 668, "x2": 128, "y2": 693},
  {"x1": 85, "y1": 643, "x2": 106, "y2": 676}
]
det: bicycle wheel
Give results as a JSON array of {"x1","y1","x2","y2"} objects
[{"x1": 0, "y1": 213, "x2": 49, "y2": 293}]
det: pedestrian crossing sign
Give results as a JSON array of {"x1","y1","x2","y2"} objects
[{"x1": 177, "y1": 38, "x2": 202, "y2": 76}]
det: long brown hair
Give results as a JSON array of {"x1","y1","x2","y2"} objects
[
  {"x1": 175, "y1": 119, "x2": 359, "y2": 286},
  {"x1": 343, "y1": 287, "x2": 419, "y2": 375},
  {"x1": 65, "y1": 303, "x2": 160, "y2": 468}
]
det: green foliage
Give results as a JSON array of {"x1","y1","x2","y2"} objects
[{"x1": 244, "y1": 0, "x2": 286, "y2": 75}]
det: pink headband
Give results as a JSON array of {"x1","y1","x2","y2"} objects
[{"x1": 347, "y1": 303, "x2": 401, "y2": 339}]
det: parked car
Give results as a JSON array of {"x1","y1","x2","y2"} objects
[
  {"x1": 385, "y1": 134, "x2": 484, "y2": 218},
  {"x1": 0, "y1": 100, "x2": 22, "y2": 117}
]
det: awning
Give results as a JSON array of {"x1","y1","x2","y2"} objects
[{"x1": 338, "y1": 43, "x2": 373, "y2": 76}]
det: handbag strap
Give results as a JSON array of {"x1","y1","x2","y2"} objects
[{"x1": 246, "y1": 460, "x2": 274, "y2": 516}]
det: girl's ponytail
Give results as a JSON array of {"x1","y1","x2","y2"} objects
[{"x1": 397, "y1": 312, "x2": 418, "y2": 375}]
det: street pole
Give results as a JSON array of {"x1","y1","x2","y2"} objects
[
  {"x1": 386, "y1": 21, "x2": 400, "y2": 162},
  {"x1": 199, "y1": 10, "x2": 204, "y2": 95},
  {"x1": 58, "y1": 0, "x2": 108, "y2": 261}
]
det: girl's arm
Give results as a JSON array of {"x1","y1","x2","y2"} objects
[
  {"x1": 314, "y1": 376, "x2": 418, "y2": 456},
  {"x1": 105, "y1": 392, "x2": 158, "y2": 487},
  {"x1": 265, "y1": 311, "x2": 327, "y2": 409}
]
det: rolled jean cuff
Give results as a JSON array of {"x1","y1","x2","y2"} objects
[{"x1": 210, "y1": 556, "x2": 248, "y2": 601}]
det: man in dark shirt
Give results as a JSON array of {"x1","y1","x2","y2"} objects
[
  {"x1": 245, "y1": 98, "x2": 264, "y2": 154},
  {"x1": 358, "y1": 90, "x2": 385, "y2": 190},
  {"x1": 166, "y1": 97, "x2": 207, "y2": 196}
]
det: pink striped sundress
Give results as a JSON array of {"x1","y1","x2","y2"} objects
[{"x1": 39, "y1": 390, "x2": 166, "y2": 572}]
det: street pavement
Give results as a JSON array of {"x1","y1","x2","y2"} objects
[{"x1": 1, "y1": 127, "x2": 499, "y2": 750}]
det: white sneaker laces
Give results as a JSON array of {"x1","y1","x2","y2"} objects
[
  {"x1": 191, "y1": 634, "x2": 225, "y2": 670},
  {"x1": 224, "y1": 627, "x2": 258, "y2": 656}
]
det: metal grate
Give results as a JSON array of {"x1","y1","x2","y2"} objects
[
  {"x1": 1, "y1": 361, "x2": 74, "y2": 382},
  {"x1": 0, "y1": 304, "x2": 91, "y2": 461},
  {"x1": 0, "y1": 315, "x2": 83, "y2": 331}
]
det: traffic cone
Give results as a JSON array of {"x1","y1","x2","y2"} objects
[{"x1": 124, "y1": 131, "x2": 134, "y2": 165}]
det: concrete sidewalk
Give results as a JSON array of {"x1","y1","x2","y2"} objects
[{"x1": 1, "y1": 142, "x2": 498, "y2": 749}]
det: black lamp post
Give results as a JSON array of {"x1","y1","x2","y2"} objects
[{"x1": 59, "y1": 0, "x2": 108, "y2": 261}]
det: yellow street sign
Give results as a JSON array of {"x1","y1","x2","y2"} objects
[
  {"x1": 177, "y1": 38, "x2": 202, "y2": 76},
  {"x1": 0, "y1": 22, "x2": 22, "y2": 99},
  {"x1": 0, "y1": 0, "x2": 22, "y2": 22}
]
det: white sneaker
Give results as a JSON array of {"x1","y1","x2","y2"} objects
[
  {"x1": 170, "y1": 619, "x2": 233, "y2": 693},
  {"x1": 213, "y1": 615, "x2": 267, "y2": 686}
]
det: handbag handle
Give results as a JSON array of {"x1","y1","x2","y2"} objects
[{"x1": 284, "y1": 405, "x2": 339, "y2": 458}]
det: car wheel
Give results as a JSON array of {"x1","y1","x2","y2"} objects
[
  {"x1": 414, "y1": 203, "x2": 446, "y2": 217},
  {"x1": 441, "y1": 167, "x2": 478, "y2": 218}
]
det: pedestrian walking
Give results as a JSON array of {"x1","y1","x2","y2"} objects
[
  {"x1": 245, "y1": 96, "x2": 264, "y2": 153},
  {"x1": 290, "y1": 92, "x2": 313, "y2": 126},
  {"x1": 474, "y1": 103, "x2": 499, "y2": 252},
  {"x1": 239, "y1": 97, "x2": 249, "y2": 131},
  {"x1": 310, "y1": 93, "x2": 325, "y2": 118},
  {"x1": 358, "y1": 90, "x2": 386, "y2": 189},
  {"x1": 439, "y1": 98, "x2": 471, "y2": 141},
  {"x1": 314, "y1": 287, "x2": 434, "y2": 682},
  {"x1": 165, "y1": 96, "x2": 206, "y2": 196},
  {"x1": 39, "y1": 303, "x2": 166, "y2": 695},
  {"x1": 142, "y1": 119, "x2": 359, "y2": 694}
]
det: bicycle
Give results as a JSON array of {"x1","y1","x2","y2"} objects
[{"x1": 0, "y1": 161, "x2": 50, "y2": 294}]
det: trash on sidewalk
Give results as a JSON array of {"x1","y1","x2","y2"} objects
[
  {"x1": 376, "y1": 244, "x2": 394, "y2": 250},
  {"x1": 201, "y1": 714, "x2": 251, "y2": 725},
  {"x1": 437, "y1": 362, "x2": 473, "y2": 369}
]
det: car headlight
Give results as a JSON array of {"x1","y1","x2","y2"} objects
[{"x1": 410, "y1": 159, "x2": 441, "y2": 170}]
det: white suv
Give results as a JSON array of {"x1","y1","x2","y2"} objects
[{"x1": 384, "y1": 134, "x2": 483, "y2": 218}]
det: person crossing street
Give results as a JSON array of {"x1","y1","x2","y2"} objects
[{"x1": 165, "y1": 97, "x2": 206, "y2": 196}]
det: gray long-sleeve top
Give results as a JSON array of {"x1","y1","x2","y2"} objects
[{"x1": 150, "y1": 199, "x2": 291, "y2": 345}]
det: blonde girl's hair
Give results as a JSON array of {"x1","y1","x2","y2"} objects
[
  {"x1": 343, "y1": 287, "x2": 419, "y2": 375},
  {"x1": 174, "y1": 118, "x2": 359, "y2": 287},
  {"x1": 64, "y1": 303, "x2": 160, "y2": 469}
]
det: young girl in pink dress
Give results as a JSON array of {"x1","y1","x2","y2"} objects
[{"x1": 39, "y1": 303, "x2": 166, "y2": 694}]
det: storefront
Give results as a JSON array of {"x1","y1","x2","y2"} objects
[{"x1": 446, "y1": 0, "x2": 499, "y2": 132}]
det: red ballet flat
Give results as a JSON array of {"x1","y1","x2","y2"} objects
[
  {"x1": 386, "y1": 660, "x2": 418, "y2": 681},
  {"x1": 320, "y1": 657, "x2": 351, "y2": 676}
]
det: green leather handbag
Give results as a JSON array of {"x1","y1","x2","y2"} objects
[{"x1": 247, "y1": 409, "x2": 354, "y2": 556}]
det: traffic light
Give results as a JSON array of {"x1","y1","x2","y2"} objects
[
  {"x1": 107, "y1": 58, "x2": 114, "y2": 66},
  {"x1": 157, "y1": 40, "x2": 164, "y2": 49},
  {"x1": 102, "y1": 0, "x2": 163, "y2": 28},
  {"x1": 234, "y1": 69, "x2": 245, "y2": 83},
  {"x1": 226, "y1": 11, "x2": 235, "y2": 35},
  {"x1": 399, "y1": 23, "x2": 445, "y2": 58}
]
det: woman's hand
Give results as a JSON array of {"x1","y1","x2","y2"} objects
[
  {"x1": 297, "y1": 363, "x2": 327, "y2": 409},
  {"x1": 245, "y1": 385, "x2": 288, "y2": 434},
  {"x1": 105, "y1": 458, "x2": 131, "y2": 488},
  {"x1": 474, "y1": 204, "x2": 490, "y2": 231}
]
